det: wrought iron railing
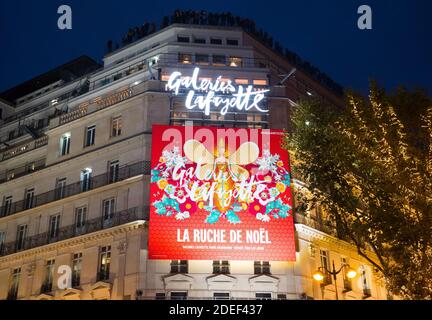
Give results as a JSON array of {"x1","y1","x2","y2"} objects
[
  {"x1": 0, "y1": 158, "x2": 46, "y2": 183},
  {"x1": 0, "y1": 160, "x2": 151, "y2": 218},
  {"x1": 0, "y1": 206, "x2": 149, "y2": 257}
]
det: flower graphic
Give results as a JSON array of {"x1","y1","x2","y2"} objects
[
  {"x1": 265, "y1": 199, "x2": 291, "y2": 218},
  {"x1": 153, "y1": 195, "x2": 181, "y2": 216},
  {"x1": 172, "y1": 186, "x2": 188, "y2": 203}
]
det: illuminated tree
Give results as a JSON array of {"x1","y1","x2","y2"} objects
[{"x1": 286, "y1": 84, "x2": 432, "y2": 299}]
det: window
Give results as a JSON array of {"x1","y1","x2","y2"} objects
[
  {"x1": 235, "y1": 78, "x2": 249, "y2": 85},
  {"x1": 0, "y1": 231, "x2": 5, "y2": 254},
  {"x1": 256, "y1": 292, "x2": 272, "y2": 300},
  {"x1": 98, "y1": 246, "x2": 111, "y2": 281},
  {"x1": 72, "y1": 253, "x2": 82, "y2": 287},
  {"x1": 170, "y1": 291, "x2": 187, "y2": 300},
  {"x1": 213, "y1": 292, "x2": 230, "y2": 300},
  {"x1": 341, "y1": 257, "x2": 352, "y2": 292},
  {"x1": 213, "y1": 260, "x2": 230, "y2": 274},
  {"x1": 170, "y1": 260, "x2": 188, "y2": 273},
  {"x1": 60, "y1": 133, "x2": 71, "y2": 156},
  {"x1": 102, "y1": 198, "x2": 115, "y2": 223},
  {"x1": 155, "y1": 292, "x2": 166, "y2": 300},
  {"x1": 16, "y1": 225, "x2": 27, "y2": 251},
  {"x1": 80, "y1": 168, "x2": 92, "y2": 192},
  {"x1": 2, "y1": 196, "x2": 13, "y2": 216},
  {"x1": 253, "y1": 79, "x2": 267, "y2": 86},
  {"x1": 55, "y1": 178, "x2": 67, "y2": 200},
  {"x1": 226, "y1": 39, "x2": 239, "y2": 46},
  {"x1": 194, "y1": 38, "x2": 206, "y2": 44},
  {"x1": 24, "y1": 188, "x2": 35, "y2": 209},
  {"x1": 41, "y1": 259, "x2": 55, "y2": 293},
  {"x1": 111, "y1": 116, "x2": 122, "y2": 137},
  {"x1": 178, "y1": 53, "x2": 192, "y2": 64},
  {"x1": 177, "y1": 36, "x2": 190, "y2": 43},
  {"x1": 8, "y1": 268, "x2": 21, "y2": 300},
  {"x1": 277, "y1": 294, "x2": 287, "y2": 300},
  {"x1": 254, "y1": 261, "x2": 271, "y2": 274},
  {"x1": 210, "y1": 38, "x2": 222, "y2": 45},
  {"x1": 75, "y1": 207, "x2": 87, "y2": 234},
  {"x1": 319, "y1": 250, "x2": 332, "y2": 286},
  {"x1": 228, "y1": 56, "x2": 242, "y2": 67},
  {"x1": 49, "y1": 214, "x2": 60, "y2": 240},
  {"x1": 212, "y1": 55, "x2": 226, "y2": 66},
  {"x1": 108, "y1": 160, "x2": 120, "y2": 183},
  {"x1": 360, "y1": 266, "x2": 372, "y2": 298},
  {"x1": 195, "y1": 54, "x2": 209, "y2": 65},
  {"x1": 85, "y1": 125, "x2": 96, "y2": 147}
]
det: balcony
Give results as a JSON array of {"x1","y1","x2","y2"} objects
[
  {"x1": 0, "y1": 206, "x2": 149, "y2": 257},
  {"x1": 294, "y1": 212, "x2": 339, "y2": 238},
  {"x1": 0, "y1": 160, "x2": 150, "y2": 218},
  {"x1": 0, "y1": 136, "x2": 48, "y2": 162},
  {"x1": 0, "y1": 158, "x2": 46, "y2": 183}
]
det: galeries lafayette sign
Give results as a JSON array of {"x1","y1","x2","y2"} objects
[{"x1": 166, "y1": 67, "x2": 270, "y2": 116}]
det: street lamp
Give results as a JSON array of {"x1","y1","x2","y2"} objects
[{"x1": 313, "y1": 261, "x2": 357, "y2": 300}]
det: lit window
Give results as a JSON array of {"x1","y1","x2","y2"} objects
[
  {"x1": 80, "y1": 168, "x2": 92, "y2": 192},
  {"x1": 84, "y1": 125, "x2": 96, "y2": 147},
  {"x1": 178, "y1": 53, "x2": 192, "y2": 64},
  {"x1": 254, "y1": 261, "x2": 271, "y2": 274},
  {"x1": 111, "y1": 116, "x2": 122, "y2": 137},
  {"x1": 253, "y1": 79, "x2": 267, "y2": 86},
  {"x1": 228, "y1": 56, "x2": 242, "y2": 67},
  {"x1": 98, "y1": 246, "x2": 111, "y2": 281},
  {"x1": 72, "y1": 253, "x2": 82, "y2": 287},
  {"x1": 41, "y1": 259, "x2": 55, "y2": 293},
  {"x1": 60, "y1": 133, "x2": 71, "y2": 156},
  {"x1": 235, "y1": 79, "x2": 249, "y2": 85}
]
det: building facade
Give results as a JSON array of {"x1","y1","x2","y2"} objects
[{"x1": 0, "y1": 23, "x2": 390, "y2": 300}]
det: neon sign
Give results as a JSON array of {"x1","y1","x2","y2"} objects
[{"x1": 166, "y1": 67, "x2": 270, "y2": 116}]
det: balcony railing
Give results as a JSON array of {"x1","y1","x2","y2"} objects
[
  {"x1": 0, "y1": 158, "x2": 46, "y2": 183},
  {"x1": 0, "y1": 206, "x2": 149, "y2": 257},
  {"x1": 0, "y1": 136, "x2": 48, "y2": 162},
  {"x1": 0, "y1": 160, "x2": 151, "y2": 219},
  {"x1": 294, "y1": 212, "x2": 339, "y2": 237}
]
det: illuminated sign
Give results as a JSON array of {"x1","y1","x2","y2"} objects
[
  {"x1": 166, "y1": 67, "x2": 270, "y2": 116},
  {"x1": 149, "y1": 125, "x2": 296, "y2": 261}
]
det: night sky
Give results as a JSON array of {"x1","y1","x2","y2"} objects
[{"x1": 0, "y1": 0, "x2": 431, "y2": 96}]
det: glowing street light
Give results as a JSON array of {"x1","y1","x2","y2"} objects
[{"x1": 312, "y1": 261, "x2": 357, "y2": 300}]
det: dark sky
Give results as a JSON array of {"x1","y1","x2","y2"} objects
[{"x1": 0, "y1": 0, "x2": 431, "y2": 96}]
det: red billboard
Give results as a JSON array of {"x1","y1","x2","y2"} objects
[{"x1": 148, "y1": 125, "x2": 296, "y2": 261}]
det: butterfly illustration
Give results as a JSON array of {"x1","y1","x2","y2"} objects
[{"x1": 183, "y1": 138, "x2": 260, "y2": 182}]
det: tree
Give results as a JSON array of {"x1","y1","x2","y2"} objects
[{"x1": 286, "y1": 83, "x2": 432, "y2": 299}]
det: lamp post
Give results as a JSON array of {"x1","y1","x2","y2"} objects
[{"x1": 313, "y1": 261, "x2": 357, "y2": 300}]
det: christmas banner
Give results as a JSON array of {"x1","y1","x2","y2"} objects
[{"x1": 148, "y1": 125, "x2": 296, "y2": 261}]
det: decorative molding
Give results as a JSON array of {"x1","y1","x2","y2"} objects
[
  {"x1": 0, "y1": 221, "x2": 145, "y2": 263},
  {"x1": 206, "y1": 274, "x2": 237, "y2": 291}
]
